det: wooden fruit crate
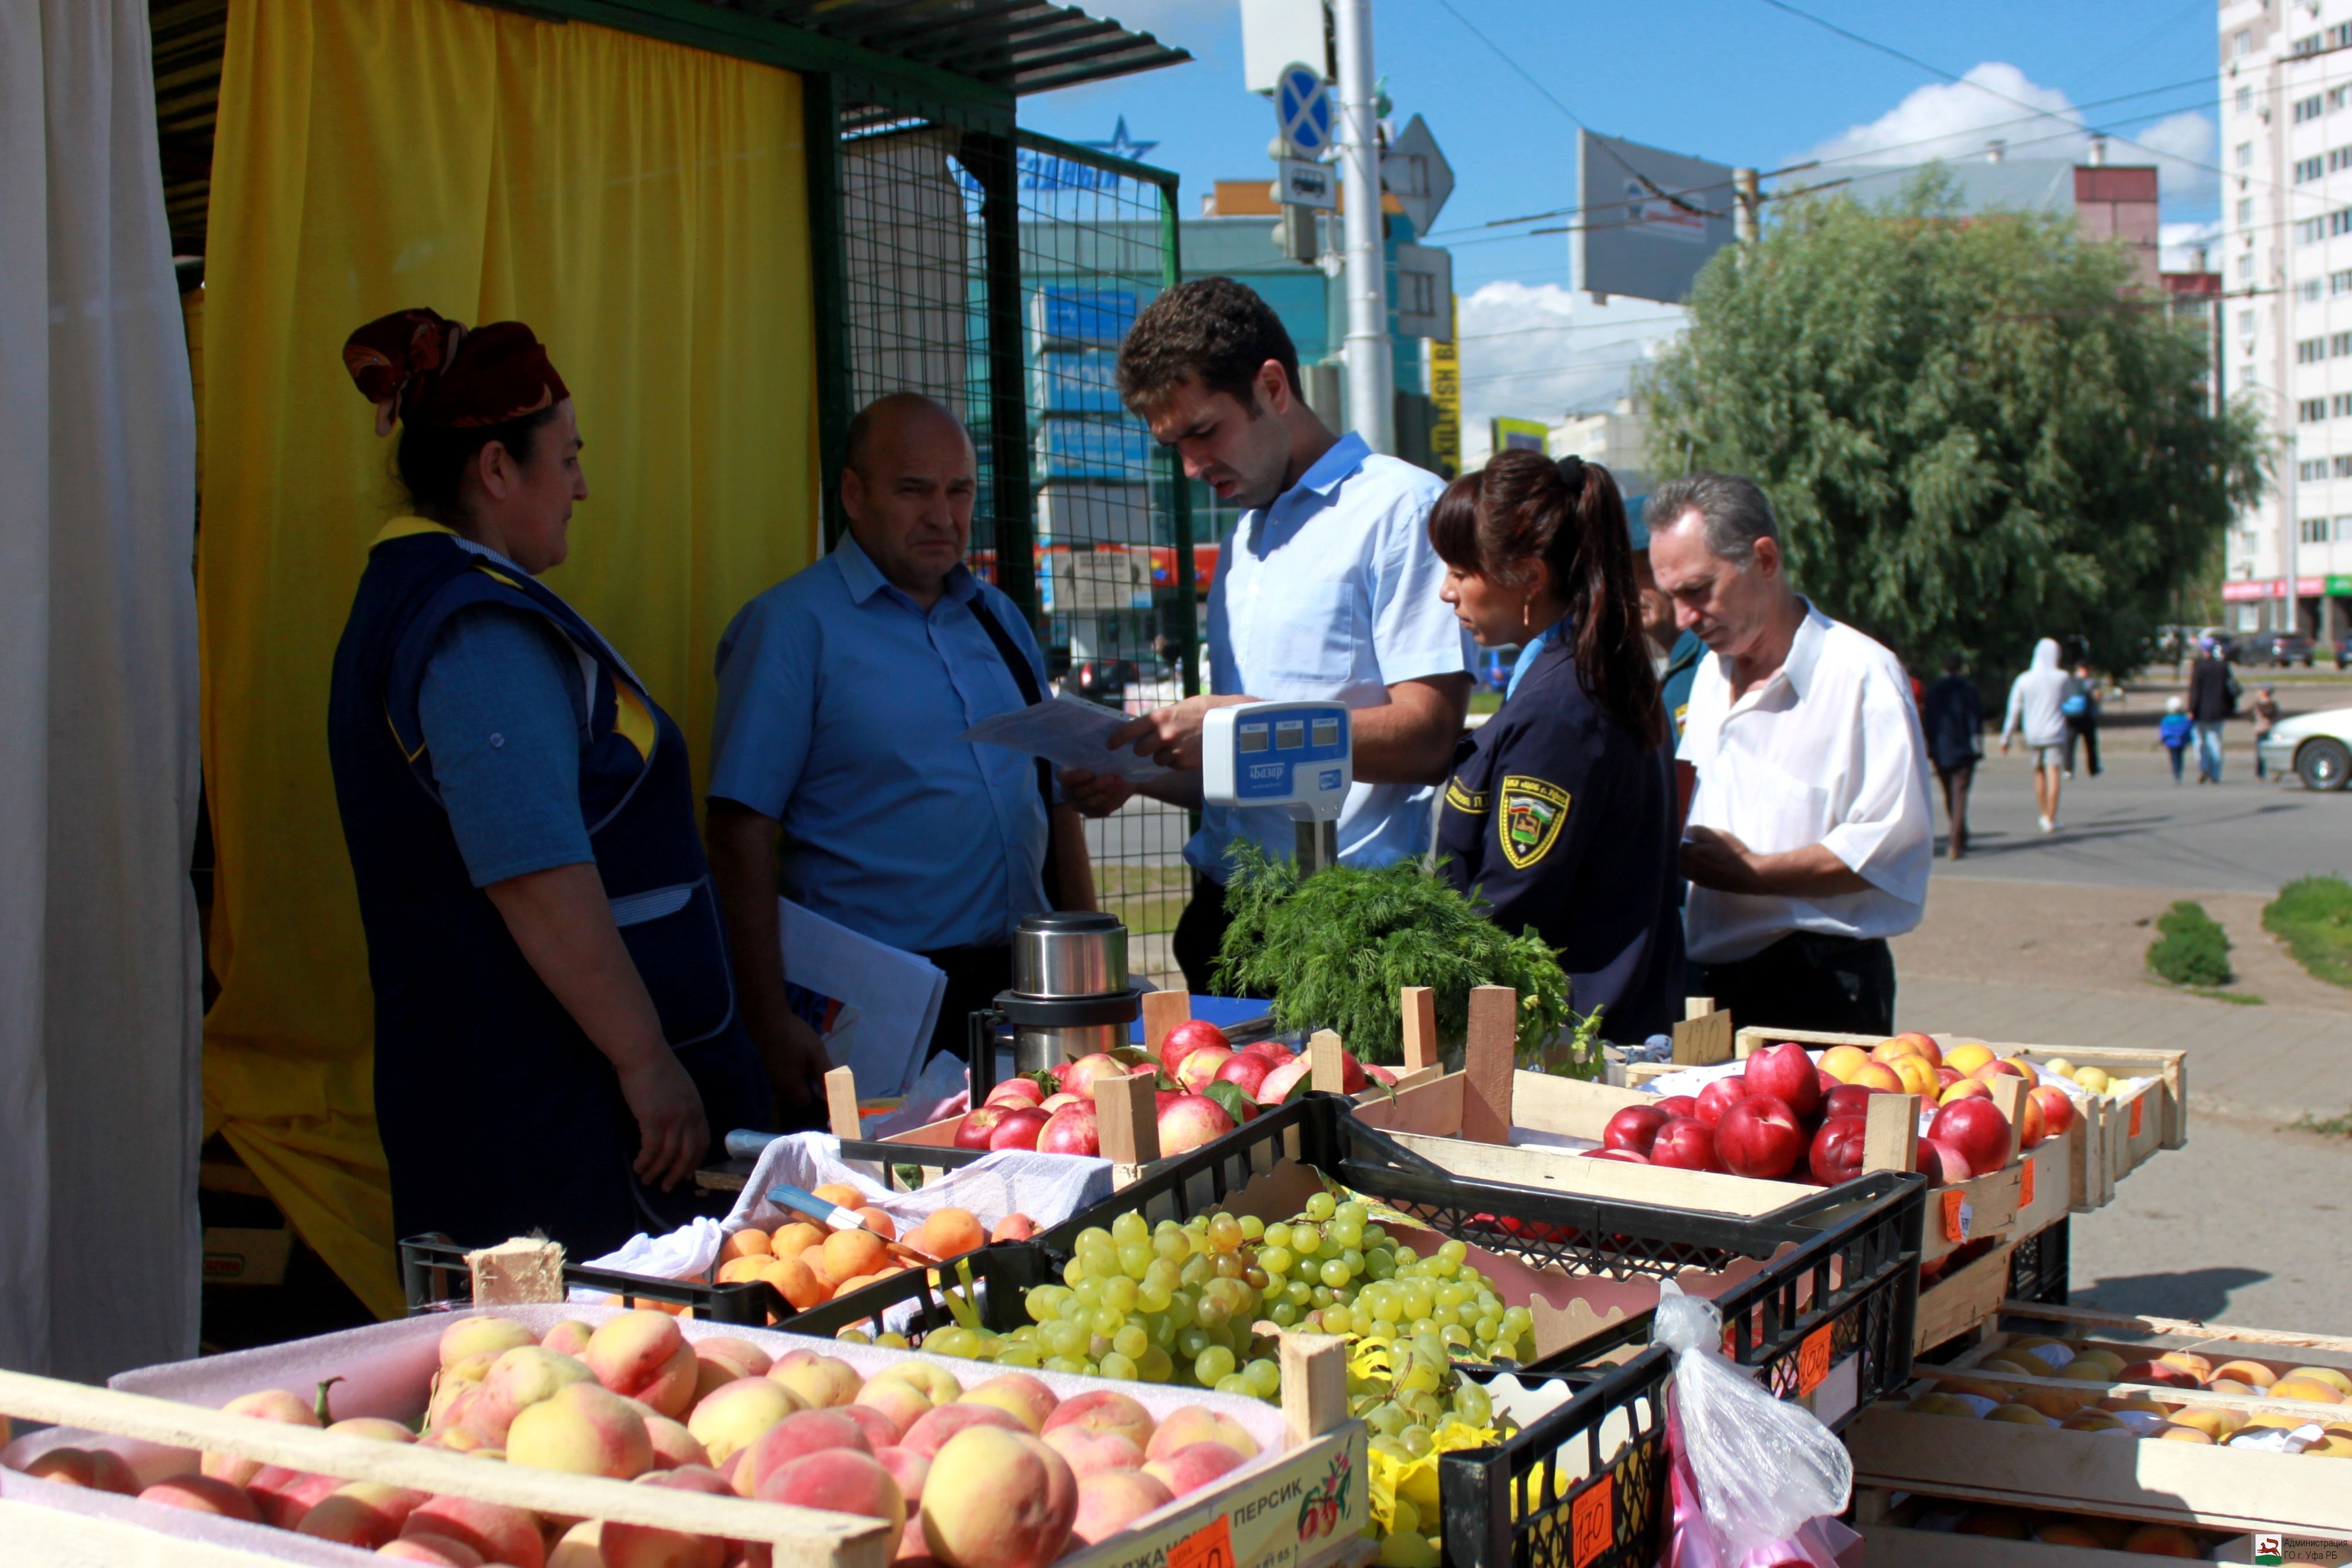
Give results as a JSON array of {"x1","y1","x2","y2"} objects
[
  {"x1": 1847, "y1": 1305, "x2": 2352, "y2": 1536},
  {"x1": 1848, "y1": 1490, "x2": 2323, "y2": 1566}
]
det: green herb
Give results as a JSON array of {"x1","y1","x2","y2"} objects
[{"x1": 1211, "y1": 843, "x2": 1584, "y2": 1073}]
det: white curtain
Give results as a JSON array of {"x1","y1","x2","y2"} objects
[{"x1": 0, "y1": 0, "x2": 202, "y2": 1380}]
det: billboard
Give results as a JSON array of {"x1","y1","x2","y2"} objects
[
  {"x1": 1492, "y1": 417, "x2": 1548, "y2": 455},
  {"x1": 1572, "y1": 131, "x2": 1738, "y2": 305}
]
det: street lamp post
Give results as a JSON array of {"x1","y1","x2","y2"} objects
[{"x1": 1333, "y1": 0, "x2": 1392, "y2": 454}]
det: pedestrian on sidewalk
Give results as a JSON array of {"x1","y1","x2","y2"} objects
[
  {"x1": 2251, "y1": 683, "x2": 2282, "y2": 779},
  {"x1": 2000, "y1": 637, "x2": 2072, "y2": 832},
  {"x1": 2062, "y1": 661, "x2": 2102, "y2": 778},
  {"x1": 1921, "y1": 651, "x2": 1983, "y2": 859},
  {"x1": 2186, "y1": 637, "x2": 2237, "y2": 783},
  {"x1": 2158, "y1": 696, "x2": 2193, "y2": 783}
]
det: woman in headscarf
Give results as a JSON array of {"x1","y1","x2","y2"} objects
[
  {"x1": 1429, "y1": 451, "x2": 1684, "y2": 1043},
  {"x1": 328, "y1": 308, "x2": 769, "y2": 1256}
]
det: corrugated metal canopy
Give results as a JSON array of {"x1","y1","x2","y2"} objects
[{"x1": 149, "y1": 0, "x2": 1188, "y2": 258}]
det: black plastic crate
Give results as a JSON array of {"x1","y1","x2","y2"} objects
[
  {"x1": 398, "y1": 1234, "x2": 783, "y2": 1327},
  {"x1": 2006, "y1": 1215, "x2": 2070, "y2": 1307}
]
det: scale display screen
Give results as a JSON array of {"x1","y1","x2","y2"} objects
[{"x1": 1204, "y1": 700, "x2": 1352, "y2": 811}]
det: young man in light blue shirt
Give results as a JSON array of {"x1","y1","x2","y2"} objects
[
  {"x1": 705, "y1": 394, "x2": 1093, "y2": 1120},
  {"x1": 1063, "y1": 278, "x2": 1473, "y2": 991}
]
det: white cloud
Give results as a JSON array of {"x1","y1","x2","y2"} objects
[
  {"x1": 2160, "y1": 219, "x2": 2222, "y2": 274},
  {"x1": 1454, "y1": 281, "x2": 1685, "y2": 464},
  {"x1": 1801, "y1": 63, "x2": 2217, "y2": 209}
]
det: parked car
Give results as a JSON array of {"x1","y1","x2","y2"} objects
[
  {"x1": 2258, "y1": 704, "x2": 2352, "y2": 790},
  {"x1": 2242, "y1": 632, "x2": 2317, "y2": 667},
  {"x1": 2334, "y1": 634, "x2": 2352, "y2": 670}
]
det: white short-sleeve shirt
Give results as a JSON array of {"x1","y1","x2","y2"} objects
[
  {"x1": 1675, "y1": 601, "x2": 1932, "y2": 964},
  {"x1": 1188, "y1": 433, "x2": 1473, "y2": 882}
]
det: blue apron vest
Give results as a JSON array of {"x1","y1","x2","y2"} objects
[{"x1": 328, "y1": 519, "x2": 767, "y2": 1254}]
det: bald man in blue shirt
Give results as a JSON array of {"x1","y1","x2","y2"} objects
[{"x1": 705, "y1": 395, "x2": 1093, "y2": 1121}]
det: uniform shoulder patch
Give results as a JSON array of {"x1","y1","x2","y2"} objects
[
  {"x1": 1498, "y1": 774, "x2": 1572, "y2": 869},
  {"x1": 1444, "y1": 777, "x2": 1490, "y2": 815}
]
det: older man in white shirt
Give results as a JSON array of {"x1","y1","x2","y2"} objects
[{"x1": 1646, "y1": 473, "x2": 1931, "y2": 1034}]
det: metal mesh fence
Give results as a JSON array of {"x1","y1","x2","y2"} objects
[{"x1": 833, "y1": 101, "x2": 1197, "y2": 985}]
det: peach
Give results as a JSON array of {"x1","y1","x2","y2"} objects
[
  {"x1": 1881, "y1": 1032, "x2": 1944, "y2": 1069},
  {"x1": 2152, "y1": 1424, "x2": 2212, "y2": 1444},
  {"x1": 441, "y1": 1315, "x2": 538, "y2": 1368},
  {"x1": 508, "y1": 1382, "x2": 657, "y2": 1480},
  {"x1": 756, "y1": 1448, "x2": 907, "y2": 1536},
  {"x1": 689, "y1": 1377, "x2": 806, "y2": 1464},
  {"x1": 477, "y1": 1346, "x2": 600, "y2": 1440},
  {"x1": 604, "y1": 1464, "x2": 735, "y2": 1568},
  {"x1": 1143, "y1": 1406, "x2": 1257, "y2": 1462},
  {"x1": 770, "y1": 1350, "x2": 864, "y2": 1410},
  {"x1": 2214, "y1": 1359, "x2": 2278, "y2": 1387},
  {"x1": 1984, "y1": 1404, "x2": 2049, "y2": 1426},
  {"x1": 139, "y1": 1474, "x2": 261, "y2": 1522},
  {"x1": 760, "y1": 1254, "x2": 831, "y2": 1312},
  {"x1": 1042, "y1": 1390, "x2": 1155, "y2": 1453},
  {"x1": 541, "y1": 1321, "x2": 596, "y2": 1357},
  {"x1": 908, "y1": 1209, "x2": 986, "y2": 1261},
  {"x1": 1848, "y1": 1061, "x2": 1905, "y2": 1094},
  {"x1": 960, "y1": 1373, "x2": 1059, "y2": 1434},
  {"x1": 1938, "y1": 1079, "x2": 1992, "y2": 1106},
  {"x1": 875, "y1": 1445, "x2": 931, "y2": 1506},
  {"x1": 855, "y1": 1377, "x2": 936, "y2": 1440},
  {"x1": 203, "y1": 1387, "x2": 322, "y2": 1484},
  {"x1": 245, "y1": 1464, "x2": 342, "y2": 1528},
  {"x1": 822, "y1": 1230, "x2": 889, "y2": 1285},
  {"x1": 2122, "y1": 1526, "x2": 2201, "y2": 1557},
  {"x1": 1882, "y1": 1053, "x2": 1938, "y2": 1100},
  {"x1": 548, "y1": 1522, "x2": 606, "y2": 1568},
  {"x1": 1144, "y1": 1442, "x2": 1246, "y2": 1496},
  {"x1": 872, "y1": 1362, "x2": 964, "y2": 1409},
  {"x1": 1816, "y1": 1046, "x2": 1871, "y2": 1083},
  {"x1": 2007, "y1": 1387, "x2": 2086, "y2": 1420},
  {"x1": 733, "y1": 1409, "x2": 874, "y2": 1498},
  {"x1": 839, "y1": 1402, "x2": 903, "y2": 1453},
  {"x1": 696, "y1": 1336, "x2": 773, "y2": 1382},
  {"x1": 428, "y1": 1358, "x2": 494, "y2": 1429},
  {"x1": 300, "y1": 1482, "x2": 427, "y2": 1549},
  {"x1": 2165, "y1": 1407, "x2": 2245, "y2": 1440},
  {"x1": 380, "y1": 1536, "x2": 486, "y2": 1566},
  {"x1": 719, "y1": 1229, "x2": 773, "y2": 1264},
  {"x1": 332, "y1": 1417, "x2": 417, "y2": 1444},
  {"x1": 2154, "y1": 1351, "x2": 2211, "y2": 1380},
  {"x1": 2059, "y1": 1411, "x2": 2125, "y2": 1433},
  {"x1": 1042, "y1": 1427, "x2": 1146, "y2": 1479},
  {"x1": 588, "y1": 1312, "x2": 702, "y2": 1420},
  {"x1": 22, "y1": 1445, "x2": 139, "y2": 1494},
  {"x1": 645, "y1": 1413, "x2": 710, "y2": 1469},
  {"x1": 1070, "y1": 1468, "x2": 1172, "y2": 1545},
  {"x1": 904, "y1": 1402, "x2": 1024, "y2": 1458},
  {"x1": 403, "y1": 1496, "x2": 548, "y2": 1568},
  {"x1": 770, "y1": 1222, "x2": 826, "y2": 1260},
  {"x1": 2292, "y1": 1366, "x2": 2352, "y2": 1396},
  {"x1": 919, "y1": 1427, "x2": 1077, "y2": 1568},
  {"x1": 2273, "y1": 1376, "x2": 2345, "y2": 1404},
  {"x1": 991, "y1": 1215, "x2": 1036, "y2": 1244},
  {"x1": 1943, "y1": 1042, "x2": 1995, "y2": 1076}
]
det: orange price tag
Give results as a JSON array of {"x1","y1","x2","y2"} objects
[
  {"x1": 1797, "y1": 1325, "x2": 1832, "y2": 1396},
  {"x1": 2129, "y1": 1096, "x2": 2144, "y2": 1138},
  {"x1": 1169, "y1": 1514, "x2": 1233, "y2": 1568},
  {"x1": 2020, "y1": 1155, "x2": 2036, "y2": 1209},
  {"x1": 1571, "y1": 1474, "x2": 1615, "y2": 1568},
  {"x1": 1940, "y1": 1189, "x2": 1970, "y2": 1244}
]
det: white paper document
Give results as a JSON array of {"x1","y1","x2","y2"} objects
[
  {"x1": 780, "y1": 898, "x2": 945, "y2": 1099},
  {"x1": 960, "y1": 693, "x2": 1172, "y2": 784}
]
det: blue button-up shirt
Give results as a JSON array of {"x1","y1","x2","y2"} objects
[
  {"x1": 708, "y1": 535, "x2": 1050, "y2": 953},
  {"x1": 1191, "y1": 433, "x2": 1473, "y2": 882}
]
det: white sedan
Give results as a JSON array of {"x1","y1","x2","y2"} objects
[{"x1": 2258, "y1": 704, "x2": 2352, "y2": 790}]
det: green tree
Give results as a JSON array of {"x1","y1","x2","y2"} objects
[{"x1": 1640, "y1": 172, "x2": 2268, "y2": 680}]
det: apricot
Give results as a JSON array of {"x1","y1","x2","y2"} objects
[
  {"x1": 903, "y1": 1402, "x2": 1024, "y2": 1458},
  {"x1": 961, "y1": 1373, "x2": 1059, "y2": 1434},
  {"x1": 770, "y1": 1350, "x2": 864, "y2": 1409},
  {"x1": 1816, "y1": 1046, "x2": 1872, "y2": 1083},
  {"x1": 732, "y1": 1409, "x2": 874, "y2": 1498},
  {"x1": 2008, "y1": 1387, "x2": 2087, "y2": 1420},
  {"x1": 757, "y1": 1447, "x2": 908, "y2": 1535},
  {"x1": 1071, "y1": 1468, "x2": 1173, "y2": 1545},
  {"x1": 1985, "y1": 1403, "x2": 2051, "y2": 1426},
  {"x1": 2242, "y1": 1411, "x2": 2310, "y2": 1430},
  {"x1": 441, "y1": 1315, "x2": 537, "y2": 1368},
  {"x1": 1144, "y1": 1440, "x2": 1248, "y2": 1496},
  {"x1": 2272, "y1": 1376, "x2": 2345, "y2": 1405},
  {"x1": 2213, "y1": 1359, "x2": 2278, "y2": 1387},
  {"x1": 2059, "y1": 1410, "x2": 2126, "y2": 1433},
  {"x1": 811, "y1": 1182, "x2": 869, "y2": 1209},
  {"x1": 507, "y1": 1382, "x2": 656, "y2": 1479},
  {"x1": 856, "y1": 1376, "x2": 937, "y2": 1441},
  {"x1": 379, "y1": 1536, "x2": 485, "y2": 1566},
  {"x1": 718, "y1": 1228, "x2": 772, "y2": 1264},
  {"x1": 754, "y1": 1253, "x2": 828, "y2": 1312},
  {"x1": 140, "y1": 1474, "x2": 261, "y2": 1522},
  {"x1": 718, "y1": 1257, "x2": 770, "y2": 1286},
  {"x1": 2154, "y1": 1351, "x2": 2211, "y2": 1380},
  {"x1": 1932, "y1": 1376, "x2": 2009, "y2": 1402},
  {"x1": 689, "y1": 1376, "x2": 805, "y2": 1465},
  {"x1": 541, "y1": 1321, "x2": 595, "y2": 1357},
  {"x1": 1905, "y1": 1394, "x2": 1982, "y2": 1417},
  {"x1": 770, "y1": 1222, "x2": 826, "y2": 1260},
  {"x1": 298, "y1": 1482, "x2": 427, "y2": 1549},
  {"x1": 1144, "y1": 1407, "x2": 1257, "y2": 1461},
  {"x1": 604, "y1": 1464, "x2": 735, "y2": 1568},
  {"x1": 855, "y1": 1208, "x2": 898, "y2": 1240},
  {"x1": 872, "y1": 1362, "x2": 965, "y2": 1409},
  {"x1": 2165, "y1": 1407, "x2": 2245, "y2": 1440},
  {"x1": 402, "y1": 1496, "x2": 547, "y2": 1568},
  {"x1": 920, "y1": 1427, "x2": 1077, "y2": 1568},
  {"x1": 2122, "y1": 1525, "x2": 2201, "y2": 1557},
  {"x1": 2308, "y1": 1435, "x2": 2352, "y2": 1457},
  {"x1": 2291, "y1": 1366, "x2": 2352, "y2": 1396},
  {"x1": 22, "y1": 1445, "x2": 139, "y2": 1494},
  {"x1": 908, "y1": 1209, "x2": 987, "y2": 1261},
  {"x1": 2153, "y1": 1423, "x2": 2212, "y2": 1444}
]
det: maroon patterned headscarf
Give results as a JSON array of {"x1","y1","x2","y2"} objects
[{"x1": 342, "y1": 308, "x2": 569, "y2": 437}]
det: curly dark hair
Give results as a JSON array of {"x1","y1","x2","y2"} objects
[{"x1": 1116, "y1": 276, "x2": 1301, "y2": 414}]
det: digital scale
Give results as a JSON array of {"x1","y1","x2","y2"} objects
[{"x1": 1201, "y1": 699, "x2": 1354, "y2": 874}]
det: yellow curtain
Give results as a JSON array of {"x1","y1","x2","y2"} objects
[{"x1": 200, "y1": 0, "x2": 819, "y2": 1317}]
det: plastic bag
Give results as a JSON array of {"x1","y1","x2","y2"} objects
[{"x1": 1653, "y1": 1279, "x2": 1852, "y2": 1563}]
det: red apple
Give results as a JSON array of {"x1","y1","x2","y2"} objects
[
  {"x1": 1822, "y1": 1084, "x2": 1878, "y2": 1121},
  {"x1": 1175, "y1": 1047, "x2": 1233, "y2": 1095},
  {"x1": 987, "y1": 1108, "x2": 1050, "y2": 1152},
  {"x1": 1254, "y1": 1056, "x2": 1313, "y2": 1106},
  {"x1": 1159, "y1": 1020, "x2": 1231, "y2": 1074},
  {"x1": 1240, "y1": 1040, "x2": 1294, "y2": 1064},
  {"x1": 1921, "y1": 1138, "x2": 1972, "y2": 1185},
  {"x1": 1809, "y1": 1115, "x2": 1868, "y2": 1186},
  {"x1": 1715, "y1": 1095, "x2": 1806, "y2": 1179},
  {"x1": 1743, "y1": 1043, "x2": 1823, "y2": 1121},
  {"x1": 2028, "y1": 1085, "x2": 2076, "y2": 1138},
  {"x1": 985, "y1": 1079, "x2": 1046, "y2": 1109},
  {"x1": 1038, "y1": 1103, "x2": 1099, "y2": 1156},
  {"x1": 1692, "y1": 1075, "x2": 1751, "y2": 1128},
  {"x1": 1602, "y1": 1105, "x2": 1670, "y2": 1156},
  {"x1": 1926, "y1": 1097, "x2": 2013, "y2": 1177},
  {"x1": 954, "y1": 1107, "x2": 1008, "y2": 1150},
  {"x1": 1156, "y1": 1094, "x2": 1235, "y2": 1154},
  {"x1": 1038, "y1": 1092, "x2": 1083, "y2": 1114},
  {"x1": 1584, "y1": 1148, "x2": 1650, "y2": 1164},
  {"x1": 1654, "y1": 1095, "x2": 1698, "y2": 1120},
  {"x1": 1647, "y1": 1116, "x2": 1720, "y2": 1172},
  {"x1": 1212, "y1": 1053, "x2": 1272, "y2": 1099}
]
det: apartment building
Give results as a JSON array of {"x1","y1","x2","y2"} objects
[{"x1": 2222, "y1": 0, "x2": 2352, "y2": 641}]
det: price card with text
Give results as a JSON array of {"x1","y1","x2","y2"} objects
[
  {"x1": 1797, "y1": 1325, "x2": 1833, "y2": 1397},
  {"x1": 1940, "y1": 1189, "x2": 1972, "y2": 1243},
  {"x1": 2020, "y1": 1154, "x2": 2036, "y2": 1210},
  {"x1": 2129, "y1": 1095, "x2": 2144, "y2": 1139},
  {"x1": 1170, "y1": 1515, "x2": 1233, "y2": 1568},
  {"x1": 1570, "y1": 1474, "x2": 1615, "y2": 1568}
]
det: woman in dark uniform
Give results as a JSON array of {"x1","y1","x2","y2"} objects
[
  {"x1": 328, "y1": 308, "x2": 769, "y2": 1255},
  {"x1": 1430, "y1": 451, "x2": 1684, "y2": 1042}
]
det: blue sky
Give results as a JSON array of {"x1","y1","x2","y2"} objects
[{"x1": 1022, "y1": 0, "x2": 2222, "y2": 443}]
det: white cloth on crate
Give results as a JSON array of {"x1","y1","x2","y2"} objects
[
  {"x1": 0, "y1": 0, "x2": 202, "y2": 1379},
  {"x1": 1675, "y1": 601, "x2": 1932, "y2": 965},
  {"x1": 2000, "y1": 637, "x2": 2072, "y2": 750}
]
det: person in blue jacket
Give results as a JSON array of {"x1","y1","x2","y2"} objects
[
  {"x1": 1430, "y1": 451, "x2": 1684, "y2": 1043},
  {"x1": 328, "y1": 308, "x2": 769, "y2": 1256}
]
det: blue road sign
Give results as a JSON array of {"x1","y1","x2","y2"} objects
[{"x1": 1276, "y1": 63, "x2": 1332, "y2": 157}]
